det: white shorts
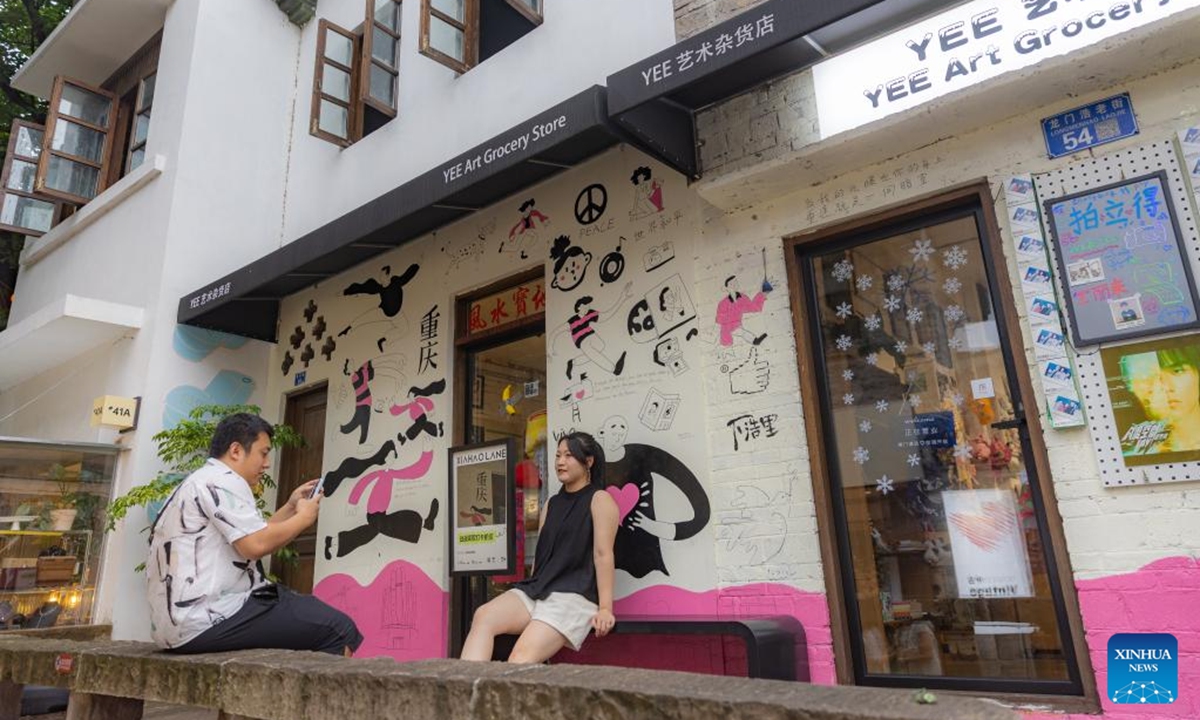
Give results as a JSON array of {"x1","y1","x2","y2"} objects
[{"x1": 507, "y1": 588, "x2": 598, "y2": 651}]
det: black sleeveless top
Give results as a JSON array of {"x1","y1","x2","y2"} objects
[{"x1": 515, "y1": 483, "x2": 599, "y2": 603}]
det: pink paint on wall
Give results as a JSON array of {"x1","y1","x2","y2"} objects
[
  {"x1": 1024, "y1": 556, "x2": 1199, "y2": 720},
  {"x1": 314, "y1": 559, "x2": 448, "y2": 661}
]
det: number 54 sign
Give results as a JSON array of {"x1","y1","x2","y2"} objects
[{"x1": 1042, "y1": 93, "x2": 1138, "y2": 159}]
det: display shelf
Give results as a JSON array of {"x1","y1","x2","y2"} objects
[{"x1": 0, "y1": 586, "x2": 90, "y2": 596}]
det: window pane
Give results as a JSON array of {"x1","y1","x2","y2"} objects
[
  {"x1": 133, "y1": 112, "x2": 151, "y2": 145},
  {"x1": 7, "y1": 159, "x2": 38, "y2": 192},
  {"x1": 128, "y1": 147, "x2": 146, "y2": 171},
  {"x1": 431, "y1": 0, "x2": 465, "y2": 21},
  {"x1": 369, "y1": 63, "x2": 396, "y2": 108},
  {"x1": 318, "y1": 100, "x2": 349, "y2": 139},
  {"x1": 321, "y1": 64, "x2": 352, "y2": 102},
  {"x1": 51, "y1": 120, "x2": 105, "y2": 163},
  {"x1": 515, "y1": 0, "x2": 540, "y2": 14},
  {"x1": 140, "y1": 74, "x2": 157, "y2": 110},
  {"x1": 429, "y1": 17, "x2": 465, "y2": 62},
  {"x1": 1, "y1": 192, "x2": 55, "y2": 233},
  {"x1": 324, "y1": 29, "x2": 354, "y2": 66},
  {"x1": 58, "y1": 84, "x2": 112, "y2": 127},
  {"x1": 14, "y1": 125, "x2": 43, "y2": 158},
  {"x1": 374, "y1": 0, "x2": 399, "y2": 30},
  {"x1": 372, "y1": 27, "x2": 398, "y2": 67},
  {"x1": 44, "y1": 155, "x2": 101, "y2": 199}
]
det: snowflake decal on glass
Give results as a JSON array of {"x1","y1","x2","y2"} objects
[
  {"x1": 906, "y1": 307, "x2": 924, "y2": 324},
  {"x1": 943, "y1": 277, "x2": 962, "y2": 295},
  {"x1": 894, "y1": 340, "x2": 908, "y2": 354},
  {"x1": 843, "y1": 393, "x2": 856, "y2": 406},
  {"x1": 922, "y1": 341, "x2": 936, "y2": 355},
  {"x1": 887, "y1": 274, "x2": 907, "y2": 292},
  {"x1": 883, "y1": 295, "x2": 902, "y2": 312},
  {"x1": 943, "y1": 246, "x2": 968, "y2": 270},
  {"x1": 832, "y1": 259, "x2": 854, "y2": 282},
  {"x1": 835, "y1": 302, "x2": 854, "y2": 319},
  {"x1": 865, "y1": 352, "x2": 879, "y2": 367},
  {"x1": 951, "y1": 392, "x2": 966, "y2": 406},
  {"x1": 859, "y1": 419, "x2": 873, "y2": 433},
  {"x1": 875, "y1": 399, "x2": 890, "y2": 413},
  {"x1": 835, "y1": 335, "x2": 853, "y2": 352},
  {"x1": 948, "y1": 336, "x2": 964, "y2": 351},
  {"x1": 842, "y1": 369, "x2": 855, "y2": 382},
  {"x1": 945, "y1": 305, "x2": 965, "y2": 322},
  {"x1": 907, "y1": 453, "x2": 921, "y2": 467},
  {"x1": 953, "y1": 443, "x2": 973, "y2": 461},
  {"x1": 910, "y1": 239, "x2": 935, "y2": 262},
  {"x1": 875, "y1": 475, "x2": 895, "y2": 495},
  {"x1": 864, "y1": 314, "x2": 882, "y2": 331},
  {"x1": 852, "y1": 446, "x2": 870, "y2": 464},
  {"x1": 856, "y1": 274, "x2": 874, "y2": 291},
  {"x1": 908, "y1": 394, "x2": 923, "y2": 409}
]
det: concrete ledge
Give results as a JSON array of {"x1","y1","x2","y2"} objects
[{"x1": 0, "y1": 638, "x2": 1018, "y2": 720}]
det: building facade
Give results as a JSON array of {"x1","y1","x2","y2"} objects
[{"x1": 2, "y1": 0, "x2": 1198, "y2": 718}]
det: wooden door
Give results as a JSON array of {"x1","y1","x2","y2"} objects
[{"x1": 275, "y1": 385, "x2": 327, "y2": 592}]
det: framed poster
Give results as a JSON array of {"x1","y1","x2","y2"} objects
[
  {"x1": 1044, "y1": 170, "x2": 1200, "y2": 346},
  {"x1": 448, "y1": 438, "x2": 516, "y2": 576},
  {"x1": 1100, "y1": 334, "x2": 1200, "y2": 468},
  {"x1": 943, "y1": 489, "x2": 1034, "y2": 600}
]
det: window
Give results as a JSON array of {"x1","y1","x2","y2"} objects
[
  {"x1": 363, "y1": 0, "x2": 402, "y2": 118},
  {"x1": 126, "y1": 74, "x2": 156, "y2": 173},
  {"x1": 311, "y1": 20, "x2": 361, "y2": 146},
  {"x1": 0, "y1": 121, "x2": 66, "y2": 236},
  {"x1": 420, "y1": 0, "x2": 541, "y2": 74},
  {"x1": 34, "y1": 77, "x2": 118, "y2": 205}
]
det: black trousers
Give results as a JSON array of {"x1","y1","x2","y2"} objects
[{"x1": 168, "y1": 585, "x2": 363, "y2": 656}]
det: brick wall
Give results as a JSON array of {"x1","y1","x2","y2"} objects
[
  {"x1": 695, "y1": 70, "x2": 817, "y2": 177},
  {"x1": 674, "y1": 0, "x2": 770, "y2": 40}
]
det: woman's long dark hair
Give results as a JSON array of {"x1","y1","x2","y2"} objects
[{"x1": 558, "y1": 431, "x2": 605, "y2": 486}]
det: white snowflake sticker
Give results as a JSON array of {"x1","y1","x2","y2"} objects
[
  {"x1": 865, "y1": 314, "x2": 882, "y2": 331},
  {"x1": 953, "y1": 443, "x2": 973, "y2": 461},
  {"x1": 948, "y1": 336, "x2": 964, "y2": 351},
  {"x1": 887, "y1": 274, "x2": 907, "y2": 292},
  {"x1": 856, "y1": 274, "x2": 874, "y2": 291},
  {"x1": 875, "y1": 399, "x2": 890, "y2": 413},
  {"x1": 832, "y1": 259, "x2": 854, "y2": 282},
  {"x1": 875, "y1": 475, "x2": 895, "y2": 495},
  {"x1": 842, "y1": 369, "x2": 855, "y2": 382},
  {"x1": 951, "y1": 392, "x2": 966, "y2": 406},
  {"x1": 883, "y1": 295, "x2": 902, "y2": 312},
  {"x1": 859, "y1": 419, "x2": 873, "y2": 433},
  {"x1": 866, "y1": 352, "x2": 880, "y2": 367},
  {"x1": 907, "y1": 453, "x2": 921, "y2": 467},
  {"x1": 836, "y1": 301, "x2": 854, "y2": 319},
  {"x1": 945, "y1": 305, "x2": 965, "y2": 322},
  {"x1": 853, "y1": 446, "x2": 870, "y2": 464},
  {"x1": 910, "y1": 239, "x2": 935, "y2": 262},
  {"x1": 922, "y1": 341, "x2": 936, "y2": 355},
  {"x1": 943, "y1": 277, "x2": 962, "y2": 295},
  {"x1": 836, "y1": 335, "x2": 853, "y2": 352},
  {"x1": 894, "y1": 340, "x2": 908, "y2": 354},
  {"x1": 843, "y1": 393, "x2": 856, "y2": 406},
  {"x1": 906, "y1": 307, "x2": 924, "y2": 324},
  {"x1": 943, "y1": 246, "x2": 968, "y2": 270},
  {"x1": 908, "y1": 394, "x2": 923, "y2": 409}
]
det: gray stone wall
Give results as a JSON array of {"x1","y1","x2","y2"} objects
[
  {"x1": 696, "y1": 69, "x2": 818, "y2": 177},
  {"x1": 674, "y1": 0, "x2": 771, "y2": 40}
]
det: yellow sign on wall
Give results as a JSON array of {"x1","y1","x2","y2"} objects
[{"x1": 91, "y1": 395, "x2": 139, "y2": 429}]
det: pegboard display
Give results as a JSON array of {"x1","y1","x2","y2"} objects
[{"x1": 1033, "y1": 138, "x2": 1200, "y2": 486}]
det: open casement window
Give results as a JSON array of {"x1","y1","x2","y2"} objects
[
  {"x1": 362, "y1": 0, "x2": 402, "y2": 118},
  {"x1": 0, "y1": 120, "x2": 67, "y2": 236},
  {"x1": 34, "y1": 77, "x2": 118, "y2": 204},
  {"x1": 311, "y1": 20, "x2": 362, "y2": 146},
  {"x1": 125, "y1": 73, "x2": 156, "y2": 173},
  {"x1": 420, "y1": 0, "x2": 542, "y2": 73}
]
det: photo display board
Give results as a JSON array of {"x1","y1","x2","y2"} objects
[
  {"x1": 448, "y1": 439, "x2": 516, "y2": 576},
  {"x1": 1044, "y1": 170, "x2": 1200, "y2": 346}
]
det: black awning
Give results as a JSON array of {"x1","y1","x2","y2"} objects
[
  {"x1": 605, "y1": 0, "x2": 892, "y2": 178},
  {"x1": 178, "y1": 86, "x2": 617, "y2": 341}
]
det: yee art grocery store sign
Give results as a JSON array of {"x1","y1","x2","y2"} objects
[{"x1": 812, "y1": 0, "x2": 1199, "y2": 138}]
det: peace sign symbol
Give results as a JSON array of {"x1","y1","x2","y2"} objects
[{"x1": 575, "y1": 183, "x2": 608, "y2": 225}]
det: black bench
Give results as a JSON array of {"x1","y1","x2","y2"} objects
[{"x1": 495, "y1": 615, "x2": 807, "y2": 681}]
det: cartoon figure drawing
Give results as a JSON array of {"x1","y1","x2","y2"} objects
[
  {"x1": 340, "y1": 359, "x2": 375, "y2": 444},
  {"x1": 336, "y1": 352, "x2": 408, "y2": 444},
  {"x1": 390, "y1": 379, "x2": 446, "y2": 445},
  {"x1": 338, "y1": 263, "x2": 420, "y2": 347},
  {"x1": 458, "y1": 505, "x2": 493, "y2": 526},
  {"x1": 716, "y1": 274, "x2": 771, "y2": 347},
  {"x1": 502, "y1": 199, "x2": 550, "y2": 259},
  {"x1": 549, "y1": 235, "x2": 592, "y2": 292},
  {"x1": 553, "y1": 285, "x2": 633, "y2": 379},
  {"x1": 595, "y1": 415, "x2": 711, "y2": 578},
  {"x1": 323, "y1": 451, "x2": 440, "y2": 559},
  {"x1": 629, "y1": 166, "x2": 664, "y2": 220}
]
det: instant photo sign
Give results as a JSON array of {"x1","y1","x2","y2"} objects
[{"x1": 448, "y1": 439, "x2": 517, "y2": 576}]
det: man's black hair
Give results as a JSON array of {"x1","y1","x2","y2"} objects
[{"x1": 209, "y1": 413, "x2": 274, "y2": 458}]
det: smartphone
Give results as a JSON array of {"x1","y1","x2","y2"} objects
[{"x1": 308, "y1": 477, "x2": 326, "y2": 499}]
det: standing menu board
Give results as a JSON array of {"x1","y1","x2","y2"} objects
[
  {"x1": 448, "y1": 439, "x2": 516, "y2": 576},
  {"x1": 1044, "y1": 171, "x2": 1200, "y2": 346}
]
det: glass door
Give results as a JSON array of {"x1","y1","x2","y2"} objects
[{"x1": 799, "y1": 205, "x2": 1082, "y2": 694}]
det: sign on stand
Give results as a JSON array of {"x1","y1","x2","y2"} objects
[{"x1": 448, "y1": 439, "x2": 517, "y2": 576}]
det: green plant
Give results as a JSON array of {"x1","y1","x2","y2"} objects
[{"x1": 106, "y1": 403, "x2": 305, "y2": 570}]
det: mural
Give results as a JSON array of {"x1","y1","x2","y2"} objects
[{"x1": 163, "y1": 370, "x2": 255, "y2": 428}]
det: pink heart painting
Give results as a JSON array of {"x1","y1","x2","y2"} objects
[
  {"x1": 948, "y1": 501, "x2": 1016, "y2": 552},
  {"x1": 605, "y1": 484, "x2": 640, "y2": 523}
]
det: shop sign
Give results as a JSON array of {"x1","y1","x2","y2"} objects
[
  {"x1": 943, "y1": 488, "x2": 1034, "y2": 599},
  {"x1": 812, "y1": 0, "x2": 1199, "y2": 138},
  {"x1": 1042, "y1": 93, "x2": 1138, "y2": 159},
  {"x1": 91, "y1": 395, "x2": 140, "y2": 430},
  {"x1": 448, "y1": 439, "x2": 516, "y2": 576},
  {"x1": 468, "y1": 279, "x2": 545, "y2": 335}
]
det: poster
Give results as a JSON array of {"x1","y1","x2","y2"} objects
[
  {"x1": 943, "y1": 489, "x2": 1034, "y2": 600},
  {"x1": 448, "y1": 439, "x2": 516, "y2": 575},
  {"x1": 1100, "y1": 334, "x2": 1200, "y2": 467},
  {"x1": 1044, "y1": 171, "x2": 1200, "y2": 346}
]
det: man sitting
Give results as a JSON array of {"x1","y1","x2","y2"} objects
[{"x1": 147, "y1": 413, "x2": 362, "y2": 655}]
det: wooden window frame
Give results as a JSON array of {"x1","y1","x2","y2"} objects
[
  {"x1": 34, "y1": 76, "x2": 118, "y2": 205},
  {"x1": 419, "y1": 0, "x2": 477, "y2": 74},
  {"x1": 0, "y1": 119, "x2": 67, "y2": 236},
  {"x1": 311, "y1": 20, "x2": 362, "y2": 147},
  {"x1": 124, "y1": 72, "x2": 157, "y2": 174},
  {"x1": 502, "y1": 0, "x2": 542, "y2": 26},
  {"x1": 362, "y1": 0, "x2": 402, "y2": 116},
  {"x1": 781, "y1": 181, "x2": 1099, "y2": 712}
]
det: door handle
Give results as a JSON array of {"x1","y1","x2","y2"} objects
[{"x1": 990, "y1": 416, "x2": 1024, "y2": 430}]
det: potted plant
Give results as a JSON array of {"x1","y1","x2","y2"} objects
[{"x1": 48, "y1": 464, "x2": 79, "y2": 532}]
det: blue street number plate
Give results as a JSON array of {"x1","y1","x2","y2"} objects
[{"x1": 1042, "y1": 93, "x2": 1138, "y2": 159}]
